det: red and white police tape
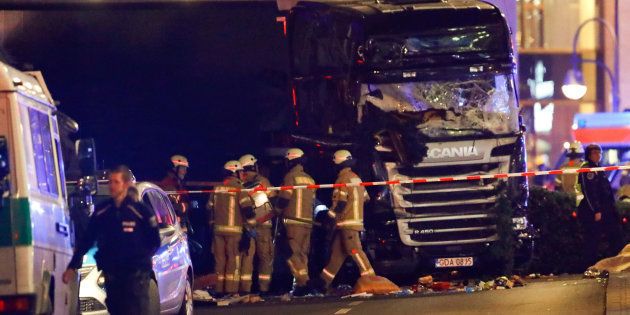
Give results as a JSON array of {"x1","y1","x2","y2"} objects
[{"x1": 164, "y1": 165, "x2": 630, "y2": 195}]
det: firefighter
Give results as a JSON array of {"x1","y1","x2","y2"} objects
[
  {"x1": 158, "y1": 154, "x2": 191, "y2": 231},
  {"x1": 62, "y1": 166, "x2": 160, "y2": 315},
  {"x1": 555, "y1": 142, "x2": 585, "y2": 202},
  {"x1": 578, "y1": 143, "x2": 624, "y2": 268},
  {"x1": 237, "y1": 153, "x2": 276, "y2": 297},
  {"x1": 316, "y1": 150, "x2": 375, "y2": 291},
  {"x1": 207, "y1": 160, "x2": 255, "y2": 297},
  {"x1": 277, "y1": 148, "x2": 317, "y2": 296}
]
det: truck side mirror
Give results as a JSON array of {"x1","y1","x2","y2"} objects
[{"x1": 76, "y1": 138, "x2": 97, "y2": 177}]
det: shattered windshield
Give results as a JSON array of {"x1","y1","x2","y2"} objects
[{"x1": 360, "y1": 73, "x2": 519, "y2": 137}]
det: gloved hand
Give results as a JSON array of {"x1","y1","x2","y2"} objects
[
  {"x1": 322, "y1": 210, "x2": 337, "y2": 231},
  {"x1": 239, "y1": 233, "x2": 252, "y2": 252}
]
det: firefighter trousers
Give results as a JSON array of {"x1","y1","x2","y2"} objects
[
  {"x1": 240, "y1": 227, "x2": 274, "y2": 293},
  {"x1": 256, "y1": 226, "x2": 274, "y2": 292},
  {"x1": 321, "y1": 229, "x2": 375, "y2": 286},
  {"x1": 213, "y1": 233, "x2": 242, "y2": 294},
  {"x1": 286, "y1": 225, "x2": 311, "y2": 286}
]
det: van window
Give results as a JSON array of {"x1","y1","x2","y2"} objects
[
  {"x1": 28, "y1": 107, "x2": 59, "y2": 196},
  {"x1": 144, "y1": 189, "x2": 176, "y2": 228}
]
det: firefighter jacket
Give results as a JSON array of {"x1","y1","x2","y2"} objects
[
  {"x1": 279, "y1": 165, "x2": 316, "y2": 226},
  {"x1": 158, "y1": 170, "x2": 189, "y2": 223},
  {"x1": 331, "y1": 167, "x2": 369, "y2": 231},
  {"x1": 208, "y1": 176, "x2": 253, "y2": 235},
  {"x1": 578, "y1": 161, "x2": 616, "y2": 213}
]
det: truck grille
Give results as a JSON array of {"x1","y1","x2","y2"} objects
[
  {"x1": 408, "y1": 216, "x2": 497, "y2": 243},
  {"x1": 80, "y1": 297, "x2": 106, "y2": 312},
  {"x1": 386, "y1": 139, "x2": 513, "y2": 247}
]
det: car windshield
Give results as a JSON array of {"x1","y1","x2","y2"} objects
[{"x1": 361, "y1": 73, "x2": 519, "y2": 138}]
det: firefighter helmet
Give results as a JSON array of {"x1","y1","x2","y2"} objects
[
  {"x1": 239, "y1": 154, "x2": 258, "y2": 168},
  {"x1": 223, "y1": 160, "x2": 243, "y2": 174},
  {"x1": 333, "y1": 150, "x2": 353, "y2": 165},
  {"x1": 566, "y1": 141, "x2": 584, "y2": 157},
  {"x1": 285, "y1": 148, "x2": 305, "y2": 161},
  {"x1": 171, "y1": 155, "x2": 189, "y2": 168}
]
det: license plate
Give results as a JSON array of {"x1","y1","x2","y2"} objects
[{"x1": 435, "y1": 257, "x2": 474, "y2": 268}]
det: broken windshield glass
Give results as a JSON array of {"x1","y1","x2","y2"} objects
[{"x1": 359, "y1": 73, "x2": 519, "y2": 137}]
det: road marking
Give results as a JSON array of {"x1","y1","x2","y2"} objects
[
  {"x1": 334, "y1": 308, "x2": 352, "y2": 314},
  {"x1": 348, "y1": 301, "x2": 363, "y2": 306}
]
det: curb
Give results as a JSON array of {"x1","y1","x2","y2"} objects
[{"x1": 607, "y1": 273, "x2": 630, "y2": 314}]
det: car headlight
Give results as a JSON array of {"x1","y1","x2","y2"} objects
[
  {"x1": 512, "y1": 216, "x2": 528, "y2": 231},
  {"x1": 97, "y1": 274, "x2": 106, "y2": 288}
]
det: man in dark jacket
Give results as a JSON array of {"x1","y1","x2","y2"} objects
[
  {"x1": 158, "y1": 155, "x2": 191, "y2": 231},
  {"x1": 578, "y1": 144, "x2": 624, "y2": 268},
  {"x1": 63, "y1": 166, "x2": 160, "y2": 315}
]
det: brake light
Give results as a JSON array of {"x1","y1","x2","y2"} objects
[{"x1": 0, "y1": 296, "x2": 31, "y2": 313}]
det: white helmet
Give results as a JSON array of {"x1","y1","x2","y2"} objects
[
  {"x1": 223, "y1": 160, "x2": 243, "y2": 174},
  {"x1": 171, "y1": 155, "x2": 189, "y2": 168},
  {"x1": 333, "y1": 150, "x2": 352, "y2": 165},
  {"x1": 239, "y1": 154, "x2": 258, "y2": 168},
  {"x1": 567, "y1": 141, "x2": 585, "y2": 155},
  {"x1": 285, "y1": 148, "x2": 305, "y2": 161}
]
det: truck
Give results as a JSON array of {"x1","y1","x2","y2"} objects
[
  {"x1": 281, "y1": 0, "x2": 531, "y2": 275},
  {"x1": 0, "y1": 62, "x2": 78, "y2": 314}
]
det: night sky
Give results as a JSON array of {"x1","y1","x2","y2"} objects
[{"x1": 0, "y1": 3, "x2": 292, "y2": 181}]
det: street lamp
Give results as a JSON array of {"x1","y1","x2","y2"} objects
[{"x1": 561, "y1": 17, "x2": 620, "y2": 112}]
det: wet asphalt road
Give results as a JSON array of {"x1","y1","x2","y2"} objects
[{"x1": 194, "y1": 275, "x2": 607, "y2": 315}]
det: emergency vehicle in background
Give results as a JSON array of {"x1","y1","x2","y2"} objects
[
  {"x1": 0, "y1": 61, "x2": 77, "y2": 314},
  {"x1": 570, "y1": 112, "x2": 630, "y2": 195}
]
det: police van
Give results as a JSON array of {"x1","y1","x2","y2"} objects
[{"x1": 0, "y1": 62, "x2": 77, "y2": 314}]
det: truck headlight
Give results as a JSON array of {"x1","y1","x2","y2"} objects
[
  {"x1": 512, "y1": 216, "x2": 528, "y2": 231},
  {"x1": 97, "y1": 274, "x2": 106, "y2": 288}
]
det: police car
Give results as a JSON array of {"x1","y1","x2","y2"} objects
[{"x1": 75, "y1": 182, "x2": 193, "y2": 314}]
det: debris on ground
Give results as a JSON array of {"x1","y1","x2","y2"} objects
[
  {"x1": 333, "y1": 284, "x2": 354, "y2": 296},
  {"x1": 588, "y1": 243, "x2": 630, "y2": 273},
  {"x1": 431, "y1": 281, "x2": 451, "y2": 291},
  {"x1": 354, "y1": 275, "x2": 401, "y2": 295},
  {"x1": 584, "y1": 268, "x2": 610, "y2": 279},
  {"x1": 495, "y1": 276, "x2": 514, "y2": 289},
  {"x1": 418, "y1": 275, "x2": 433, "y2": 288},
  {"x1": 341, "y1": 292, "x2": 374, "y2": 299},
  {"x1": 192, "y1": 290, "x2": 214, "y2": 302},
  {"x1": 280, "y1": 293, "x2": 291, "y2": 302},
  {"x1": 511, "y1": 275, "x2": 526, "y2": 287}
]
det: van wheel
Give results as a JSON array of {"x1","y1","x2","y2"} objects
[{"x1": 178, "y1": 274, "x2": 193, "y2": 315}]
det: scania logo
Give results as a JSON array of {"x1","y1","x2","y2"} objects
[{"x1": 427, "y1": 146, "x2": 480, "y2": 159}]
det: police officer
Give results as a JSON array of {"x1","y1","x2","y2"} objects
[
  {"x1": 555, "y1": 142, "x2": 584, "y2": 198},
  {"x1": 317, "y1": 150, "x2": 374, "y2": 290},
  {"x1": 277, "y1": 148, "x2": 317, "y2": 296},
  {"x1": 207, "y1": 160, "x2": 254, "y2": 297},
  {"x1": 578, "y1": 144, "x2": 624, "y2": 268},
  {"x1": 62, "y1": 166, "x2": 160, "y2": 315},
  {"x1": 238, "y1": 154, "x2": 276, "y2": 296},
  {"x1": 158, "y1": 155, "x2": 190, "y2": 231}
]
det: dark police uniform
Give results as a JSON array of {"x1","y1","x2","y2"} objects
[
  {"x1": 68, "y1": 195, "x2": 161, "y2": 315},
  {"x1": 577, "y1": 160, "x2": 624, "y2": 267}
]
